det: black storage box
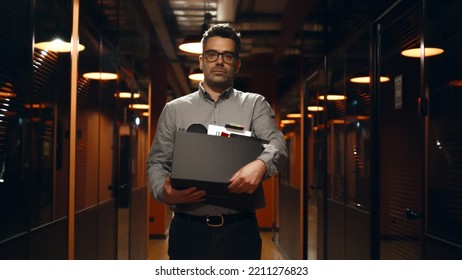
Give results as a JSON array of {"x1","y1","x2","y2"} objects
[{"x1": 170, "y1": 131, "x2": 266, "y2": 211}]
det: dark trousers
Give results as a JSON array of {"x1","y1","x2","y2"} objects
[{"x1": 168, "y1": 213, "x2": 262, "y2": 260}]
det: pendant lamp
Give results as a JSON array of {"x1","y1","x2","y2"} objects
[
  {"x1": 178, "y1": 12, "x2": 212, "y2": 54},
  {"x1": 188, "y1": 68, "x2": 204, "y2": 81}
]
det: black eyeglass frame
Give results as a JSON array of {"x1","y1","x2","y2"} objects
[{"x1": 203, "y1": 50, "x2": 237, "y2": 64}]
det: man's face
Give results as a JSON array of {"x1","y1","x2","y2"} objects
[{"x1": 199, "y1": 36, "x2": 241, "y2": 90}]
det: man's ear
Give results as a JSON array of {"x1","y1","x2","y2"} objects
[
  {"x1": 234, "y1": 59, "x2": 241, "y2": 74},
  {"x1": 199, "y1": 55, "x2": 203, "y2": 70}
]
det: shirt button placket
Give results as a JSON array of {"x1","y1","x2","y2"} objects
[{"x1": 213, "y1": 103, "x2": 218, "y2": 124}]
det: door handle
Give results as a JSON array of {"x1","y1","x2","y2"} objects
[
  {"x1": 310, "y1": 184, "x2": 322, "y2": 189},
  {"x1": 405, "y1": 208, "x2": 423, "y2": 220}
]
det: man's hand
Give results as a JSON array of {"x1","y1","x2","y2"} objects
[
  {"x1": 163, "y1": 175, "x2": 206, "y2": 205},
  {"x1": 228, "y1": 159, "x2": 266, "y2": 194}
]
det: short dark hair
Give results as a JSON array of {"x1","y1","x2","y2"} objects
[{"x1": 201, "y1": 23, "x2": 241, "y2": 55}]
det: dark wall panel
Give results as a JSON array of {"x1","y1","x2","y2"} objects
[
  {"x1": 129, "y1": 187, "x2": 148, "y2": 259},
  {"x1": 29, "y1": 219, "x2": 67, "y2": 259},
  {"x1": 0, "y1": 234, "x2": 28, "y2": 260},
  {"x1": 326, "y1": 200, "x2": 345, "y2": 259},
  {"x1": 98, "y1": 199, "x2": 117, "y2": 259},
  {"x1": 278, "y1": 184, "x2": 300, "y2": 259},
  {"x1": 345, "y1": 207, "x2": 370, "y2": 259},
  {"x1": 424, "y1": 236, "x2": 462, "y2": 260},
  {"x1": 317, "y1": 195, "x2": 325, "y2": 259},
  {"x1": 0, "y1": 0, "x2": 31, "y2": 244},
  {"x1": 75, "y1": 207, "x2": 98, "y2": 259}
]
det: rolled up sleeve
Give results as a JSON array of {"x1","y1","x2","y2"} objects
[
  {"x1": 252, "y1": 97, "x2": 288, "y2": 178},
  {"x1": 146, "y1": 103, "x2": 175, "y2": 202}
]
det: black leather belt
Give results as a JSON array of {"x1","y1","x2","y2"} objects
[{"x1": 174, "y1": 212, "x2": 255, "y2": 227}]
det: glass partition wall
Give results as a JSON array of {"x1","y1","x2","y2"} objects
[
  {"x1": 374, "y1": 0, "x2": 462, "y2": 259},
  {"x1": 0, "y1": 0, "x2": 149, "y2": 259},
  {"x1": 0, "y1": 0, "x2": 34, "y2": 251},
  {"x1": 425, "y1": 0, "x2": 462, "y2": 258},
  {"x1": 310, "y1": 15, "x2": 372, "y2": 259}
]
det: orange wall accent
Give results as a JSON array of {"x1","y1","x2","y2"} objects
[
  {"x1": 148, "y1": 50, "x2": 169, "y2": 237},
  {"x1": 247, "y1": 54, "x2": 279, "y2": 232},
  {"x1": 247, "y1": 54, "x2": 279, "y2": 231},
  {"x1": 288, "y1": 131, "x2": 302, "y2": 188},
  {"x1": 257, "y1": 179, "x2": 276, "y2": 229},
  {"x1": 149, "y1": 197, "x2": 168, "y2": 235}
]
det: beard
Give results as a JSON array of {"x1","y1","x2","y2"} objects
[{"x1": 204, "y1": 69, "x2": 234, "y2": 89}]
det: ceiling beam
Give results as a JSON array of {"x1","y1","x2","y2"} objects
[
  {"x1": 137, "y1": 0, "x2": 190, "y2": 96},
  {"x1": 216, "y1": 0, "x2": 239, "y2": 22},
  {"x1": 272, "y1": 0, "x2": 320, "y2": 67}
]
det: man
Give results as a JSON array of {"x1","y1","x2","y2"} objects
[{"x1": 147, "y1": 23, "x2": 287, "y2": 260}]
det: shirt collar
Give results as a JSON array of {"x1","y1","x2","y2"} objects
[{"x1": 199, "y1": 82, "x2": 233, "y2": 102}]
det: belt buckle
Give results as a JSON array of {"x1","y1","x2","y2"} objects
[{"x1": 206, "y1": 215, "x2": 224, "y2": 227}]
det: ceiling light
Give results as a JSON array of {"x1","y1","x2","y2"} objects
[
  {"x1": 329, "y1": 119, "x2": 345, "y2": 124},
  {"x1": 318, "y1": 94, "x2": 346, "y2": 100},
  {"x1": 401, "y1": 47, "x2": 444, "y2": 58},
  {"x1": 280, "y1": 119, "x2": 296, "y2": 125},
  {"x1": 286, "y1": 113, "x2": 315, "y2": 119},
  {"x1": 34, "y1": 38, "x2": 85, "y2": 53},
  {"x1": 115, "y1": 92, "x2": 140, "y2": 99},
  {"x1": 350, "y1": 76, "x2": 390, "y2": 83},
  {"x1": 178, "y1": 12, "x2": 211, "y2": 54},
  {"x1": 24, "y1": 103, "x2": 47, "y2": 109},
  {"x1": 286, "y1": 113, "x2": 301, "y2": 118},
  {"x1": 189, "y1": 68, "x2": 204, "y2": 81},
  {"x1": 129, "y1": 103, "x2": 149, "y2": 110},
  {"x1": 179, "y1": 35, "x2": 203, "y2": 54},
  {"x1": 307, "y1": 106, "x2": 324, "y2": 112},
  {"x1": 83, "y1": 72, "x2": 118, "y2": 80}
]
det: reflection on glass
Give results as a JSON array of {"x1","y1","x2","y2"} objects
[
  {"x1": 345, "y1": 118, "x2": 370, "y2": 209},
  {"x1": 350, "y1": 76, "x2": 390, "y2": 83},
  {"x1": 82, "y1": 72, "x2": 118, "y2": 80},
  {"x1": 400, "y1": 47, "x2": 444, "y2": 58},
  {"x1": 327, "y1": 120, "x2": 345, "y2": 202},
  {"x1": 34, "y1": 38, "x2": 85, "y2": 53},
  {"x1": 318, "y1": 94, "x2": 346, "y2": 100}
]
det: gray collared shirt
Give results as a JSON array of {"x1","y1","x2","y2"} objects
[{"x1": 146, "y1": 83, "x2": 288, "y2": 215}]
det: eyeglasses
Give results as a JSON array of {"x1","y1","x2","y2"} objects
[{"x1": 203, "y1": 50, "x2": 236, "y2": 64}]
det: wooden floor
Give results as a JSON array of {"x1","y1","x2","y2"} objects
[{"x1": 148, "y1": 231, "x2": 287, "y2": 260}]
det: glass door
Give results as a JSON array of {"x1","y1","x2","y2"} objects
[
  {"x1": 425, "y1": 0, "x2": 462, "y2": 259},
  {"x1": 375, "y1": 0, "x2": 424, "y2": 259}
]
